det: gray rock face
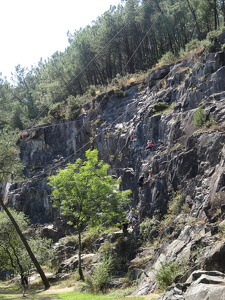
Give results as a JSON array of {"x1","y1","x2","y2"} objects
[
  {"x1": 6, "y1": 46, "x2": 225, "y2": 295},
  {"x1": 12, "y1": 49, "x2": 225, "y2": 225},
  {"x1": 159, "y1": 270, "x2": 225, "y2": 300}
]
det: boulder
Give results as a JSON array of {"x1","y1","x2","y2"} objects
[{"x1": 159, "y1": 270, "x2": 225, "y2": 300}]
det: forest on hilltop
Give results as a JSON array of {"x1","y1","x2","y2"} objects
[{"x1": 0, "y1": 0, "x2": 225, "y2": 131}]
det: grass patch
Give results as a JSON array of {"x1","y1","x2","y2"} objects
[
  {"x1": 0, "y1": 289, "x2": 154, "y2": 300},
  {"x1": 0, "y1": 281, "x2": 160, "y2": 300},
  {"x1": 49, "y1": 292, "x2": 143, "y2": 299}
]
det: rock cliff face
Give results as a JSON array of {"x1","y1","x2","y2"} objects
[{"x1": 7, "y1": 46, "x2": 225, "y2": 295}]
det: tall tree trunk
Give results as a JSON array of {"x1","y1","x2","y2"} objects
[
  {"x1": 0, "y1": 197, "x2": 50, "y2": 290},
  {"x1": 185, "y1": 0, "x2": 202, "y2": 39},
  {"x1": 213, "y1": 0, "x2": 218, "y2": 29},
  {"x1": 78, "y1": 230, "x2": 84, "y2": 281},
  {"x1": 222, "y1": 0, "x2": 225, "y2": 26},
  {"x1": 153, "y1": 0, "x2": 175, "y2": 53}
]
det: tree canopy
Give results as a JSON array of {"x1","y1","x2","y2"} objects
[
  {"x1": 0, "y1": 0, "x2": 224, "y2": 130},
  {"x1": 0, "y1": 209, "x2": 54, "y2": 276},
  {"x1": 48, "y1": 149, "x2": 132, "y2": 279},
  {"x1": 0, "y1": 128, "x2": 24, "y2": 182}
]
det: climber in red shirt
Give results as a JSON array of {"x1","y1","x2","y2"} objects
[{"x1": 146, "y1": 140, "x2": 153, "y2": 150}]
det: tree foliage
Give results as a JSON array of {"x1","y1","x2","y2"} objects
[
  {"x1": 0, "y1": 128, "x2": 24, "y2": 182},
  {"x1": 0, "y1": 0, "x2": 225, "y2": 129},
  {"x1": 48, "y1": 149, "x2": 131, "y2": 279},
  {"x1": 0, "y1": 209, "x2": 54, "y2": 275}
]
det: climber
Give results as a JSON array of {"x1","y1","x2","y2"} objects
[
  {"x1": 146, "y1": 140, "x2": 153, "y2": 151},
  {"x1": 21, "y1": 272, "x2": 28, "y2": 297},
  {"x1": 121, "y1": 220, "x2": 129, "y2": 236},
  {"x1": 137, "y1": 172, "x2": 145, "y2": 193},
  {"x1": 129, "y1": 208, "x2": 137, "y2": 229},
  {"x1": 147, "y1": 169, "x2": 152, "y2": 180},
  {"x1": 129, "y1": 127, "x2": 136, "y2": 141}
]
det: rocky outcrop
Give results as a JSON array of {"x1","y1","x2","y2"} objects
[
  {"x1": 11, "y1": 50, "x2": 225, "y2": 224},
  {"x1": 159, "y1": 270, "x2": 225, "y2": 300}
]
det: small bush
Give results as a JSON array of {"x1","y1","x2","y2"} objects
[
  {"x1": 205, "y1": 118, "x2": 215, "y2": 127},
  {"x1": 206, "y1": 27, "x2": 225, "y2": 41},
  {"x1": 201, "y1": 39, "x2": 215, "y2": 53},
  {"x1": 86, "y1": 256, "x2": 114, "y2": 293},
  {"x1": 114, "y1": 88, "x2": 127, "y2": 98},
  {"x1": 158, "y1": 192, "x2": 183, "y2": 236},
  {"x1": 49, "y1": 102, "x2": 65, "y2": 119},
  {"x1": 168, "y1": 192, "x2": 182, "y2": 215},
  {"x1": 185, "y1": 39, "x2": 202, "y2": 52},
  {"x1": 65, "y1": 95, "x2": 81, "y2": 120},
  {"x1": 87, "y1": 85, "x2": 97, "y2": 97},
  {"x1": 100, "y1": 241, "x2": 112, "y2": 253},
  {"x1": 193, "y1": 106, "x2": 215, "y2": 128},
  {"x1": 82, "y1": 230, "x2": 101, "y2": 250},
  {"x1": 158, "y1": 51, "x2": 177, "y2": 65},
  {"x1": 111, "y1": 73, "x2": 122, "y2": 85},
  {"x1": 152, "y1": 102, "x2": 170, "y2": 113},
  {"x1": 156, "y1": 260, "x2": 186, "y2": 290},
  {"x1": 140, "y1": 217, "x2": 159, "y2": 241},
  {"x1": 182, "y1": 203, "x2": 191, "y2": 214},
  {"x1": 193, "y1": 106, "x2": 206, "y2": 127}
]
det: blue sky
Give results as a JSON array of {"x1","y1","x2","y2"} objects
[{"x1": 0, "y1": 0, "x2": 121, "y2": 80}]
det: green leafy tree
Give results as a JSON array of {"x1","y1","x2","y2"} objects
[
  {"x1": 0, "y1": 128, "x2": 50, "y2": 289},
  {"x1": 0, "y1": 209, "x2": 54, "y2": 275},
  {"x1": 48, "y1": 149, "x2": 131, "y2": 280}
]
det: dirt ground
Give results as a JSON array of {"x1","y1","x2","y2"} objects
[
  {"x1": 41, "y1": 286, "x2": 76, "y2": 294},
  {"x1": 126, "y1": 294, "x2": 160, "y2": 299}
]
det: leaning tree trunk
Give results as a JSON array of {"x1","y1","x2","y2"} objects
[{"x1": 0, "y1": 197, "x2": 50, "y2": 290}]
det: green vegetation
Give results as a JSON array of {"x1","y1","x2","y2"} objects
[
  {"x1": 0, "y1": 128, "x2": 24, "y2": 182},
  {"x1": 0, "y1": 280, "x2": 159, "y2": 300},
  {"x1": 152, "y1": 102, "x2": 170, "y2": 114},
  {"x1": 157, "y1": 191, "x2": 185, "y2": 239},
  {"x1": 85, "y1": 235, "x2": 137, "y2": 293},
  {"x1": 193, "y1": 106, "x2": 214, "y2": 128},
  {"x1": 0, "y1": 209, "x2": 54, "y2": 275},
  {"x1": 157, "y1": 51, "x2": 177, "y2": 66},
  {"x1": 140, "y1": 217, "x2": 160, "y2": 242},
  {"x1": 0, "y1": 290, "x2": 151, "y2": 300},
  {"x1": 0, "y1": 1, "x2": 224, "y2": 130},
  {"x1": 48, "y1": 149, "x2": 131, "y2": 280},
  {"x1": 168, "y1": 192, "x2": 183, "y2": 216},
  {"x1": 156, "y1": 260, "x2": 186, "y2": 290},
  {"x1": 86, "y1": 255, "x2": 114, "y2": 293},
  {"x1": 113, "y1": 88, "x2": 128, "y2": 98},
  {"x1": 193, "y1": 106, "x2": 206, "y2": 127},
  {"x1": 162, "y1": 192, "x2": 183, "y2": 225}
]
